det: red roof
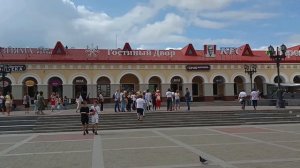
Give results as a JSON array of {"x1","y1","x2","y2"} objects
[{"x1": 1, "y1": 42, "x2": 300, "y2": 63}]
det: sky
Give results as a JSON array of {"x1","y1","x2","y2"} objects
[{"x1": 0, "y1": 0, "x2": 299, "y2": 50}]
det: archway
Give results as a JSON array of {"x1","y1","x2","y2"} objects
[
  {"x1": 148, "y1": 76, "x2": 162, "y2": 92},
  {"x1": 192, "y1": 76, "x2": 204, "y2": 101},
  {"x1": 48, "y1": 77, "x2": 63, "y2": 98},
  {"x1": 22, "y1": 77, "x2": 38, "y2": 99},
  {"x1": 73, "y1": 77, "x2": 87, "y2": 99},
  {"x1": 274, "y1": 75, "x2": 285, "y2": 84},
  {"x1": 97, "y1": 77, "x2": 111, "y2": 97},
  {"x1": 254, "y1": 76, "x2": 265, "y2": 95},
  {"x1": 120, "y1": 74, "x2": 139, "y2": 92},
  {"x1": 293, "y1": 76, "x2": 300, "y2": 83},
  {"x1": 234, "y1": 76, "x2": 245, "y2": 96},
  {"x1": 213, "y1": 76, "x2": 225, "y2": 100}
]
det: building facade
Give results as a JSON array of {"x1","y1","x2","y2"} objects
[{"x1": 1, "y1": 42, "x2": 300, "y2": 103}]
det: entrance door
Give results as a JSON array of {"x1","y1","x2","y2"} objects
[
  {"x1": 73, "y1": 77, "x2": 87, "y2": 99},
  {"x1": 170, "y1": 76, "x2": 183, "y2": 93}
]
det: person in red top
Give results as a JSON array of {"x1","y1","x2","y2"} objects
[
  {"x1": 50, "y1": 97, "x2": 56, "y2": 112},
  {"x1": 155, "y1": 90, "x2": 161, "y2": 109}
]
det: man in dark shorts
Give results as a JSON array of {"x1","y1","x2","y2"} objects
[
  {"x1": 80, "y1": 101, "x2": 90, "y2": 135},
  {"x1": 136, "y1": 95, "x2": 145, "y2": 121}
]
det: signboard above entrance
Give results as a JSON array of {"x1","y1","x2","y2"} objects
[{"x1": 186, "y1": 65, "x2": 210, "y2": 71}]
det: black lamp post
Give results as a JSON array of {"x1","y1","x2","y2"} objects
[
  {"x1": 267, "y1": 44, "x2": 287, "y2": 108},
  {"x1": 0, "y1": 64, "x2": 11, "y2": 95},
  {"x1": 244, "y1": 64, "x2": 257, "y2": 91}
]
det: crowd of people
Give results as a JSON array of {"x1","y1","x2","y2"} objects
[
  {"x1": 79, "y1": 88, "x2": 191, "y2": 135},
  {"x1": 112, "y1": 88, "x2": 191, "y2": 114}
]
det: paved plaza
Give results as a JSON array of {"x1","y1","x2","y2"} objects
[{"x1": 1, "y1": 123, "x2": 300, "y2": 168}]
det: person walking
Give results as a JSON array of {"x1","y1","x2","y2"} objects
[
  {"x1": 166, "y1": 89, "x2": 172, "y2": 111},
  {"x1": 23, "y1": 93, "x2": 31, "y2": 114},
  {"x1": 238, "y1": 90, "x2": 247, "y2": 110},
  {"x1": 155, "y1": 90, "x2": 161, "y2": 110},
  {"x1": 33, "y1": 91, "x2": 39, "y2": 113},
  {"x1": 80, "y1": 100, "x2": 90, "y2": 135},
  {"x1": 120, "y1": 90, "x2": 126, "y2": 112},
  {"x1": 250, "y1": 89, "x2": 260, "y2": 110},
  {"x1": 185, "y1": 88, "x2": 191, "y2": 111},
  {"x1": 98, "y1": 92, "x2": 104, "y2": 111},
  {"x1": 37, "y1": 91, "x2": 45, "y2": 115},
  {"x1": 0, "y1": 92, "x2": 5, "y2": 115},
  {"x1": 113, "y1": 89, "x2": 120, "y2": 112},
  {"x1": 175, "y1": 90, "x2": 180, "y2": 110},
  {"x1": 75, "y1": 94, "x2": 83, "y2": 113},
  {"x1": 90, "y1": 100, "x2": 100, "y2": 135},
  {"x1": 152, "y1": 91, "x2": 157, "y2": 111},
  {"x1": 63, "y1": 96, "x2": 68, "y2": 110},
  {"x1": 50, "y1": 97, "x2": 56, "y2": 112},
  {"x1": 136, "y1": 94, "x2": 145, "y2": 121},
  {"x1": 5, "y1": 92, "x2": 13, "y2": 116}
]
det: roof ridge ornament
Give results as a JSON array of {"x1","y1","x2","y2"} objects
[
  {"x1": 85, "y1": 43, "x2": 99, "y2": 57},
  {"x1": 52, "y1": 41, "x2": 66, "y2": 55}
]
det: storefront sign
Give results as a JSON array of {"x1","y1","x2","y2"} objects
[
  {"x1": 286, "y1": 50, "x2": 300, "y2": 57},
  {"x1": 25, "y1": 80, "x2": 35, "y2": 87},
  {"x1": 75, "y1": 79, "x2": 86, "y2": 84},
  {"x1": 1, "y1": 47, "x2": 51, "y2": 54},
  {"x1": 9, "y1": 65, "x2": 26, "y2": 71},
  {"x1": 172, "y1": 78, "x2": 181, "y2": 83},
  {"x1": 0, "y1": 65, "x2": 11, "y2": 73},
  {"x1": 220, "y1": 47, "x2": 239, "y2": 55},
  {"x1": 108, "y1": 50, "x2": 176, "y2": 57},
  {"x1": 186, "y1": 65, "x2": 210, "y2": 71},
  {"x1": 50, "y1": 80, "x2": 62, "y2": 86},
  {"x1": 204, "y1": 45, "x2": 216, "y2": 57}
]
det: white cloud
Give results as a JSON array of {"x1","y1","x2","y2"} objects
[
  {"x1": 198, "y1": 38, "x2": 245, "y2": 47},
  {"x1": 286, "y1": 34, "x2": 300, "y2": 46},
  {"x1": 202, "y1": 11, "x2": 276, "y2": 21},
  {"x1": 0, "y1": 0, "x2": 282, "y2": 49},
  {"x1": 132, "y1": 13, "x2": 189, "y2": 43},
  {"x1": 192, "y1": 18, "x2": 227, "y2": 29},
  {"x1": 153, "y1": 0, "x2": 244, "y2": 11},
  {"x1": 253, "y1": 46, "x2": 268, "y2": 50}
]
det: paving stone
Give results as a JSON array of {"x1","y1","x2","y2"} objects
[
  {"x1": 0, "y1": 152, "x2": 92, "y2": 168},
  {"x1": 0, "y1": 135, "x2": 30, "y2": 143},
  {"x1": 196, "y1": 143, "x2": 300, "y2": 161},
  {"x1": 103, "y1": 147, "x2": 199, "y2": 168},
  {"x1": 235, "y1": 160, "x2": 300, "y2": 168},
  {"x1": 158, "y1": 128, "x2": 217, "y2": 136},
  {"x1": 171, "y1": 134, "x2": 251, "y2": 145},
  {"x1": 102, "y1": 137, "x2": 178, "y2": 150},
  {"x1": 239, "y1": 132, "x2": 300, "y2": 142},
  {"x1": 8, "y1": 141, "x2": 93, "y2": 154}
]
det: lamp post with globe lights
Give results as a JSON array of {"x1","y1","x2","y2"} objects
[
  {"x1": 267, "y1": 44, "x2": 287, "y2": 108},
  {"x1": 244, "y1": 64, "x2": 257, "y2": 91}
]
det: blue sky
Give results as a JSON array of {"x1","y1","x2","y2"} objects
[{"x1": 0, "y1": 0, "x2": 299, "y2": 50}]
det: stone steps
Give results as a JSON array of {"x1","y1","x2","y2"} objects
[{"x1": 1, "y1": 110, "x2": 300, "y2": 134}]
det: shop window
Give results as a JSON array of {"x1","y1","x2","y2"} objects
[
  {"x1": 97, "y1": 84, "x2": 110, "y2": 97},
  {"x1": 121, "y1": 84, "x2": 134, "y2": 92}
]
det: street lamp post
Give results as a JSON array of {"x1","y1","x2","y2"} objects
[
  {"x1": 267, "y1": 44, "x2": 287, "y2": 108},
  {"x1": 0, "y1": 64, "x2": 11, "y2": 95},
  {"x1": 244, "y1": 64, "x2": 257, "y2": 91}
]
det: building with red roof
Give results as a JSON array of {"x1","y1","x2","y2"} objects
[{"x1": 1, "y1": 41, "x2": 300, "y2": 104}]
